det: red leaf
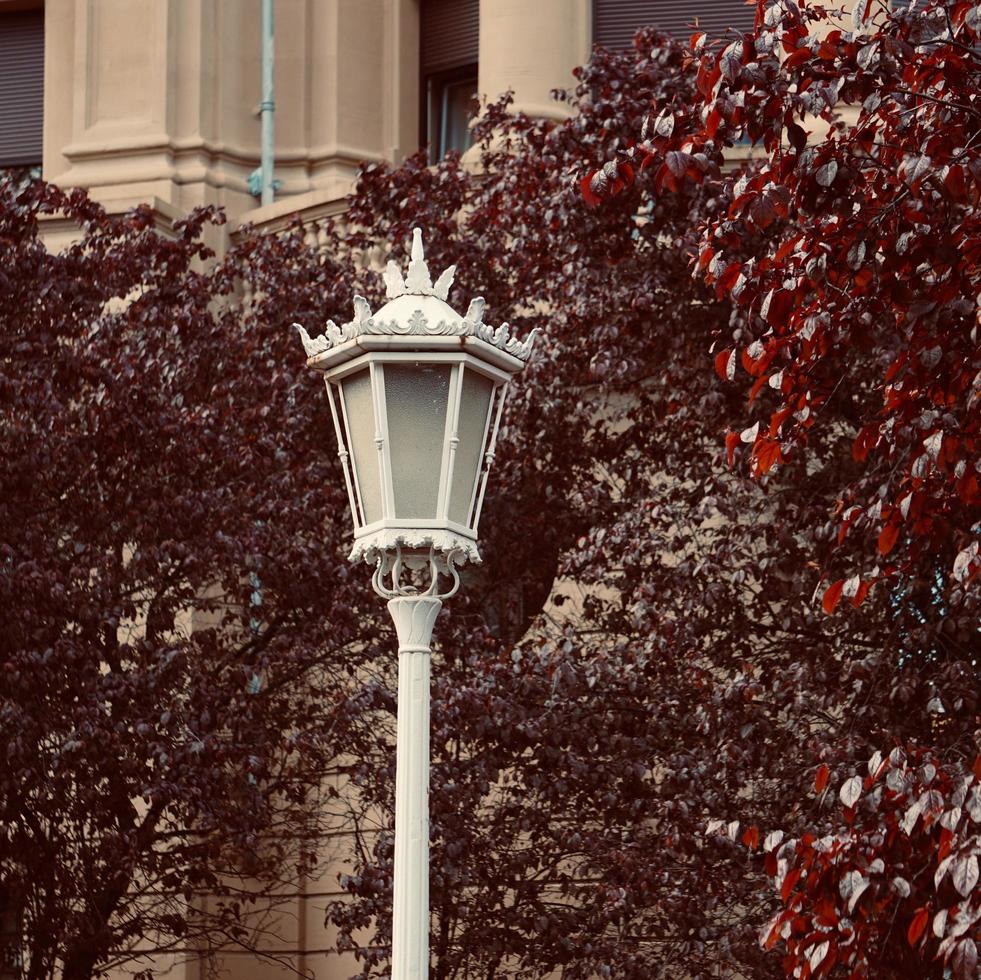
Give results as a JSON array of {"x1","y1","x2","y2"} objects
[
  {"x1": 850, "y1": 579, "x2": 873, "y2": 607},
  {"x1": 775, "y1": 233, "x2": 801, "y2": 262},
  {"x1": 715, "y1": 348, "x2": 735, "y2": 381},
  {"x1": 814, "y1": 895, "x2": 838, "y2": 927},
  {"x1": 907, "y1": 906, "x2": 929, "y2": 947},
  {"x1": 766, "y1": 289, "x2": 794, "y2": 328},
  {"x1": 769, "y1": 406, "x2": 792, "y2": 437},
  {"x1": 706, "y1": 108, "x2": 723, "y2": 139},
  {"x1": 852, "y1": 424, "x2": 878, "y2": 462},
  {"x1": 762, "y1": 912, "x2": 783, "y2": 949},
  {"x1": 885, "y1": 354, "x2": 906, "y2": 383},
  {"x1": 818, "y1": 36, "x2": 839, "y2": 60},
  {"x1": 782, "y1": 26, "x2": 805, "y2": 53},
  {"x1": 741, "y1": 346, "x2": 761, "y2": 375},
  {"x1": 781, "y1": 866, "x2": 802, "y2": 903},
  {"x1": 815, "y1": 763, "x2": 830, "y2": 794},
  {"x1": 755, "y1": 438, "x2": 783, "y2": 474},
  {"x1": 718, "y1": 262, "x2": 743, "y2": 291},
  {"x1": 765, "y1": 850, "x2": 778, "y2": 876},
  {"x1": 725, "y1": 430, "x2": 740, "y2": 467},
  {"x1": 939, "y1": 825, "x2": 954, "y2": 861},
  {"x1": 749, "y1": 374, "x2": 769, "y2": 404},
  {"x1": 655, "y1": 162, "x2": 678, "y2": 194},
  {"x1": 696, "y1": 60, "x2": 722, "y2": 97},
  {"x1": 581, "y1": 173, "x2": 601, "y2": 208},
  {"x1": 945, "y1": 164, "x2": 967, "y2": 201},
  {"x1": 742, "y1": 825, "x2": 760, "y2": 850},
  {"x1": 878, "y1": 522, "x2": 901, "y2": 556},
  {"x1": 822, "y1": 580, "x2": 844, "y2": 615},
  {"x1": 783, "y1": 47, "x2": 812, "y2": 70}
]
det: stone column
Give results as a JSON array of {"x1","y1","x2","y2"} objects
[{"x1": 478, "y1": 0, "x2": 591, "y2": 118}]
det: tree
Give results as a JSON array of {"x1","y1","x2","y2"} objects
[
  {"x1": 756, "y1": 747, "x2": 980, "y2": 978},
  {"x1": 578, "y1": 0, "x2": 981, "y2": 974},
  {"x1": 0, "y1": 179, "x2": 392, "y2": 979}
]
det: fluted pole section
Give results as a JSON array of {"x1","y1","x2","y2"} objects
[{"x1": 387, "y1": 595, "x2": 441, "y2": 980}]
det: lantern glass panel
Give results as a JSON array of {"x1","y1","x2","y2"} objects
[
  {"x1": 448, "y1": 368, "x2": 494, "y2": 526},
  {"x1": 340, "y1": 369, "x2": 383, "y2": 524},
  {"x1": 384, "y1": 363, "x2": 451, "y2": 519}
]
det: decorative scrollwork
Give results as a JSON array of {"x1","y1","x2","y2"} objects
[
  {"x1": 294, "y1": 310, "x2": 538, "y2": 361},
  {"x1": 349, "y1": 528, "x2": 480, "y2": 568},
  {"x1": 371, "y1": 543, "x2": 464, "y2": 601}
]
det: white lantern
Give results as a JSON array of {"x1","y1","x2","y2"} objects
[{"x1": 295, "y1": 228, "x2": 535, "y2": 594}]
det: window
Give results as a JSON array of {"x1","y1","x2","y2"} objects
[
  {"x1": 420, "y1": 0, "x2": 478, "y2": 162},
  {"x1": 425, "y1": 65, "x2": 478, "y2": 162},
  {"x1": 0, "y1": 4, "x2": 44, "y2": 171},
  {"x1": 593, "y1": 0, "x2": 756, "y2": 49}
]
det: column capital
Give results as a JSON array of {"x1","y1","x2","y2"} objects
[{"x1": 387, "y1": 595, "x2": 442, "y2": 652}]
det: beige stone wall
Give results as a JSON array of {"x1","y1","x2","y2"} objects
[
  {"x1": 41, "y1": 0, "x2": 425, "y2": 252},
  {"x1": 41, "y1": 0, "x2": 591, "y2": 252}
]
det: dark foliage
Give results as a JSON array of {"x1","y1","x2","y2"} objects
[
  {"x1": 581, "y1": 1, "x2": 980, "y2": 974},
  {"x1": 0, "y1": 180, "x2": 390, "y2": 979}
]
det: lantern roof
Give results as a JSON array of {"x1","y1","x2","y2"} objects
[{"x1": 294, "y1": 228, "x2": 537, "y2": 371}]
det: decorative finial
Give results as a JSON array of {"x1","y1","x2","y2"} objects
[
  {"x1": 433, "y1": 265, "x2": 456, "y2": 301},
  {"x1": 383, "y1": 261, "x2": 407, "y2": 299},
  {"x1": 294, "y1": 322, "x2": 328, "y2": 357},
  {"x1": 405, "y1": 227, "x2": 433, "y2": 293},
  {"x1": 380, "y1": 226, "x2": 455, "y2": 300},
  {"x1": 353, "y1": 296, "x2": 372, "y2": 325},
  {"x1": 465, "y1": 297, "x2": 485, "y2": 325}
]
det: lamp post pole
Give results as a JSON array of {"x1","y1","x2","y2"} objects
[
  {"x1": 388, "y1": 595, "x2": 441, "y2": 979},
  {"x1": 295, "y1": 229, "x2": 535, "y2": 980}
]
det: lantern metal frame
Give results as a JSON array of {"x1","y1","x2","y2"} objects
[
  {"x1": 295, "y1": 228, "x2": 535, "y2": 980},
  {"x1": 321, "y1": 347, "x2": 512, "y2": 562}
]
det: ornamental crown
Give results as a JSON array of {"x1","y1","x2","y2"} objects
[{"x1": 294, "y1": 227, "x2": 537, "y2": 363}]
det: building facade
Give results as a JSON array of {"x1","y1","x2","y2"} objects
[{"x1": 2, "y1": 0, "x2": 756, "y2": 249}]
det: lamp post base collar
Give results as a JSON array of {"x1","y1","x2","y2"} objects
[{"x1": 387, "y1": 594, "x2": 442, "y2": 653}]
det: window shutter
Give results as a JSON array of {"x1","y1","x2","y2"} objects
[
  {"x1": 420, "y1": 0, "x2": 479, "y2": 75},
  {"x1": 0, "y1": 9, "x2": 44, "y2": 167},
  {"x1": 593, "y1": 0, "x2": 755, "y2": 50}
]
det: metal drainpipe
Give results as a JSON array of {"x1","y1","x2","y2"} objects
[{"x1": 260, "y1": 0, "x2": 275, "y2": 207}]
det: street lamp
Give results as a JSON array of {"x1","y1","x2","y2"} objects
[{"x1": 295, "y1": 228, "x2": 535, "y2": 979}]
